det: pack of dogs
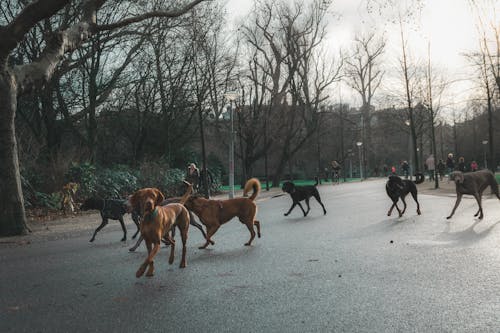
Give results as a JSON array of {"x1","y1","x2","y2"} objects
[{"x1": 80, "y1": 169, "x2": 500, "y2": 278}]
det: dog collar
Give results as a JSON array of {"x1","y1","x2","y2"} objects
[{"x1": 144, "y1": 208, "x2": 158, "y2": 223}]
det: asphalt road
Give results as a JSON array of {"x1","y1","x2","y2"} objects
[{"x1": 1, "y1": 179, "x2": 500, "y2": 332}]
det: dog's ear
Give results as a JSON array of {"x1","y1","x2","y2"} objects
[
  {"x1": 128, "y1": 192, "x2": 140, "y2": 212},
  {"x1": 154, "y1": 189, "x2": 165, "y2": 206},
  {"x1": 451, "y1": 171, "x2": 464, "y2": 184}
]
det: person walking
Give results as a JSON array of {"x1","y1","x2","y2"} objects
[
  {"x1": 426, "y1": 154, "x2": 435, "y2": 182},
  {"x1": 471, "y1": 160, "x2": 478, "y2": 172},
  {"x1": 446, "y1": 153, "x2": 455, "y2": 176},
  {"x1": 331, "y1": 160, "x2": 341, "y2": 184},
  {"x1": 458, "y1": 156, "x2": 467, "y2": 172},
  {"x1": 437, "y1": 159, "x2": 445, "y2": 181},
  {"x1": 186, "y1": 163, "x2": 200, "y2": 192},
  {"x1": 401, "y1": 160, "x2": 409, "y2": 179}
]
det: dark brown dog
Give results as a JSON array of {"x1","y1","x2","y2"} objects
[
  {"x1": 281, "y1": 178, "x2": 326, "y2": 217},
  {"x1": 447, "y1": 170, "x2": 500, "y2": 220},
  {"x1": 128, "y1": 184, "x2": 192, "y2": 278},
  {"x1": 386, "y1": 173, "x2": 424, "y2": 217},
  {"x1": 184, "y1": 178, "x2": 261, "y2": 249}
]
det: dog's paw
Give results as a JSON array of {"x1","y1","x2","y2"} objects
[
  {"x1": 128, "y1": 247, "x2": 137, "y2": 252},
  {"x1": 284, "y1": 213, "x2": 289, "y2": 216},
  {"x1": 136, "y1": 264, "x2": 147, "y2": 278},
  {"x1": 446, "y1": 216, "x2": 452, "y2": 219},
  {"x1": 179, "y1": 262, "x2": 186, "y2": 268},
  {"x1": 121, "y1": 238, "x2": 126, "y2": 242},
  {"x1": 89, "y1": 238, "x2": 95, "y2": 242},
  {"x1": 244, "y1": 242, "x2": 251, "y2": 246}
]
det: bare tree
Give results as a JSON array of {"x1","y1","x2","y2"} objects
[
  {"x1": 0, "y1": 0, "x2": 207, "y2": 236},
  {"x1": 344, "y1": 32, "x2": 385, "y2": 173}
]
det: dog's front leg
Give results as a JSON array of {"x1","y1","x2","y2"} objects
[
  {"x1": 284, "y1": 203, "x2": 297, "y2": 216},
  {"x1": 90, "y1": 218, "x2": 108, "y2": 242},
  {"x1": 136, "y1": 241, "x2": 152, "y2": 277},
  {"x1": 446, "y1": 194, "x2": 463, "y2": 219},
  {"x1": 387, "y1": 202, "x2": 397, "y2": 216},
  {"x1": 297, "y1": 202, "x2": 307, "y2": 216},
  {"x1": 129, "y1": 235, "x2": 143, "y2": 252},
  {"x1": 145, "y1": 243, "x2": 161, "y2": 277}
]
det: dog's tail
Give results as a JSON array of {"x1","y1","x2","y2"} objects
[
  {"x1": 414, "y1": 173, "x2": 425, "y2": 185},
  {"x1": 179, "y1": 181, "x2": 193, "y2": 205},
  {"x1": 243, "y1": 178, "x2": 261, "y2": 201}
]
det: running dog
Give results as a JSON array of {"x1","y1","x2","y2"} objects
[
  {"x1": 446, "y1": 170, "x2": 500, "y2": 220},
  {"x1": 385, "y1": 173, "x2": 424, "y2": 217},
  {"x1": 80, "y1": 198, "x2": 141, "y2": 242},
  {"x1": 183, "y1": 178, "x2": 261, "y2": 249},
  {"x1": 128, "y1": 196, "x2": 213, "y2": 252},
  {"x1": 128, "y1": 184, "x2": 192, "y2": 277},
  {"x1": 281, "y1": 178, "x2": 327, "y2": 217}
]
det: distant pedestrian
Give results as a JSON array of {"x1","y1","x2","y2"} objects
[
  {"x1": 401, "y1": 160, "x2": 410, "y2": 179},
  {"x1": 383, "y1": 164, "x2": 389, "y2": 177},
  {"x1": 471, "y1": 160, "x2": 478, "y2": 172},
  {"x1": 446, "y1": 153, "x2": 455, "y2": 176},
  {"x1": 331, "y1": 160, "x2": 341, "y2": 184},
  {"x1": 186, "y1": 163, "x2": 200, "y2": 192},
  {"x1": 437, "y1": 159, "x2": 445, "y2": 181},
  {"x1": 426, "y1": 154, "x2": 435, "y2": 181},
  {"x1": 458, "y1": 156, "x2": 467, "y2": 172},
  {"x1": 391, "y1": 166, "x2": 396, "y2": 175},
  {"x1": 199, "y1": 167, "x2": 214, "y2": 194}
]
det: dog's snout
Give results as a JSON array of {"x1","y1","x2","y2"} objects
[{"x1": 145, "y1": 200, "x2": 154, "y2": 212}]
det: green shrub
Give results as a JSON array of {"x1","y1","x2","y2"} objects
[
  {"x1": 65, "y1": 162, "x2": 97, "y2": 199},
  {"x1": 95, "y1": 167, "x2": 138, "y2": 198},
  {"x1": 137, "y1": 161, "x2": 185, "y2": 197}
]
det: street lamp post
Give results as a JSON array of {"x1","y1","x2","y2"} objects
[
  {"x1": 405, "y1": 120, "x2": 413, "y2": 179},
  {"x1": 225, "y1": 92, "x2": 238, "y2": 199},
  {"x1": 347, "y1": 149, "x2": 353, "y2": 179},
  {"x1": 482, "y1": 140, "x2": 488, "y2": 169},
  {"x1": 356, "y1": 142, "x2": 363, "y2": 179}
]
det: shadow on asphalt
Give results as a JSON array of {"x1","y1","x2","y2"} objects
[
  {"x1": 187, "y1": 245, "x2": 257, "y2": 264},
  {"x1": 436, "y1": 219, "x2": 500, "y2": 245}
]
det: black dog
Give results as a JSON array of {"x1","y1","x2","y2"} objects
[
  {"x1": 282, "y1": 178, "x2": 327, "y2": 217},
  {"x1": 385, "y1": 173, "x2": 424, "y2": 217},
  {"x1": 80, "y1": 198, "x2": 141, "y2": 242}
]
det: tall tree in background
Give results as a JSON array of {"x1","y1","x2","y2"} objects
[
  {"x1": 345, "y1": 32, "x2": 385, "y2": 174},
  {"x1": 0, "y1": 0, "x2": 206, "y2": 237},
  {"x1": 398, "y1": 18, "x2": 420, "y2": 173}
]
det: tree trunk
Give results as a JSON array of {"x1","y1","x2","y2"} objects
[{"x1": 0, "y1": 70, "x2": 29, "y2": 236}]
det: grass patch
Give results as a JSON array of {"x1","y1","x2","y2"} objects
[{"x1": 219, "y1": 178, "x2": 362, "y2": 191}]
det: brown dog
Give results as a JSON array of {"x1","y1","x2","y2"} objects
[
  {"x1": 128, "y1": 184, "x2": 192, "y2": 277},
  {"x1": 184, "y1": 178, "x2": 261, "y2": 249}
]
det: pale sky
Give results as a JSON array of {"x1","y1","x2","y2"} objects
[{"x1": 225, "y1": 0, "x2": 497, "y2": 114}]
